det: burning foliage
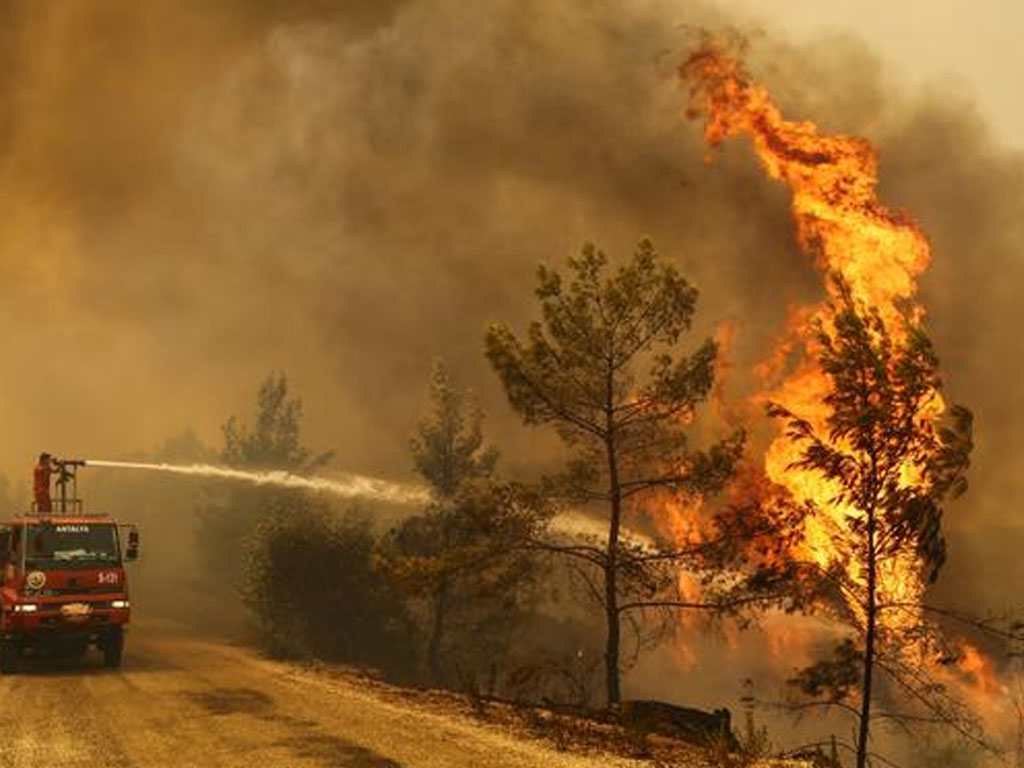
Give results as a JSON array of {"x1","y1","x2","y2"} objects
[{"x1": 679, "y1": 37, "x2": 1003, "y2": 766}]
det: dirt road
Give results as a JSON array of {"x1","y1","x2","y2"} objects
[{"x1": 0, "y1": 622, "x2": 643, "y2": 768}]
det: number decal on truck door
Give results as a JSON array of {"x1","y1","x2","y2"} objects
[{"x1": 98, "y1": 571, "x2": 119, "y2": 585}]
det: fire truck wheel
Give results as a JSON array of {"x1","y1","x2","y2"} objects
[
  {"x1": 101, "y1": 628, "x2": 123, "y2": 669},
  {"x1": 0, "y1": 638, "x2": 20, "y2": 674}
]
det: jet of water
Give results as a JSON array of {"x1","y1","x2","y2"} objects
[
  {"x1": 84, "y1": 461, "x2": 639, "y2": 542},
  {"x1": 84, "y1": 460, "x2": 431, "y2": 506}
]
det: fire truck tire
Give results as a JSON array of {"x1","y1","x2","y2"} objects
[
  {"x1": 0, "y1": 638, "x2": 19, "y2": 674},
  {"x1": 101, "y1": 628, "x2": 123, "y2": 668}
]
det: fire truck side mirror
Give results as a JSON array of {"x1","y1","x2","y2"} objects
[{"x1": 125, "y1": 529, "x2": 140, "y2": 562}]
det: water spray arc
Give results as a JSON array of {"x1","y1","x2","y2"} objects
[{"x1": 83, "y1": 460, "x2": 431, "y2": 506}]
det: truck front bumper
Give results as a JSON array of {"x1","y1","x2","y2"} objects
[{"x1": 3, "y1": 604, "x2": 129, "y2": 636}]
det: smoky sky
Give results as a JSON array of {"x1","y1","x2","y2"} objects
[{"x1": 0, "y1": 0, "x2": 1022, "y2": 611}]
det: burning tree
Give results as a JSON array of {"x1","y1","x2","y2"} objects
[
  {"x1": 768, "y1": 278, "x2": 973, "y2": 768},
  {"x1": 485, "y1": 240, "x2": 743, "y2": 708},
  {"x1": 679, "y1": 38, "x2": 990, "y2": 766}
]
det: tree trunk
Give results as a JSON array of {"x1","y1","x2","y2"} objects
[
  {"x1": 604, "y1": 458, "x2": 622, "y2": 709},
  {"x1": 604, "y1": 366, "x2": 623, "y2": 709},
  {"x1": 428, "y1": 503, "x2": 453, "y2": 685},
  {"x1": 856, "y1": 507, "x2": 877, "y2": 768},
  {"x1": 427, "y1": 575, "x2": 448, "y2": 684}
]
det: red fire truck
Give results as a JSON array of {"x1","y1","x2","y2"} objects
[{"x1": 0, "y1": 458, "x2": 138, "y2": 672}]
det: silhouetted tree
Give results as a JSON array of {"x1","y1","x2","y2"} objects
[
  {"x1": 409, "y1": 360, "x2": 497, "y2": 498},
  {"x1": 221, "y1": 372, "x2": 330, "y2": 471},
  {"x1": 380, "y1": 481, "x2": 549, "y2": 687},
  {"x1": 197, "y1": 372, "x2": 331, "y2": 591},
  {"x1": 379, "y1": 361, "x2": 547, "y2": 685},
  {"x1": 485, "y1": 240, "x2": 743, "y2": 707}
]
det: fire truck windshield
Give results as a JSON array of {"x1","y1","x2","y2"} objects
[{"x1": 24, "y1": 523, "x2": 120, "y2": 570}]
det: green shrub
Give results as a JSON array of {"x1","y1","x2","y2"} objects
[{"x1": 244, "y1": 505, "x2": 415, "y2": 676}]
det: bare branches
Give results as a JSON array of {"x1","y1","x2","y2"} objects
[
  {"x1": 872, "y1": 655, "x2": 991, "y2": 754},
  {"x1": 616, "y1": 592, "x2": 782, "y2": 615},
  {"x1": 909, "y1": 603, "x2": 1024, "y2": 644},
  {"x1": 526, "y1": 538, "x2": 606, "y2": 568}
]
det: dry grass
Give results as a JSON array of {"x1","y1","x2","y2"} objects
[{"x1": 289, "y1": 658, "x2": 815, "y2": 767}]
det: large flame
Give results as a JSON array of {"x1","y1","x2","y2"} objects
[
  {"x1": 682, "y1": 44, "x2": 929, "y2": 323},
  {"x1": 664, "y1": 36, "x2": 1018, "y2": 745},
  {"x1": 681, "y1": 39, "x2": 936, "y2": 630}
]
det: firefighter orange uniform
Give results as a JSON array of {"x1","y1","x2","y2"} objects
[{"x1": 33, "y1": 453, "x2": 53, "y2": 513}]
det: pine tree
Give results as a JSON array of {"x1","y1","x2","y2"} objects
[{"x1": 486, "y1": 239, "x2": 742, "y2": 707}]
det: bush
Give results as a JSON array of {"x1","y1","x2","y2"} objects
[
  {"x1": 378, "y1": 482, "x2": 548, "y2": 686},
  {"x1": 243, "y1": 504, "x2": 415, "y2": 676}
]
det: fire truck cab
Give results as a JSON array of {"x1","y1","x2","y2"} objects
[{"x1": 0, "y1": 459, "x2": 138, "y2": 672}]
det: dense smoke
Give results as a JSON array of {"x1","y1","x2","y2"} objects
[
  {"x1": 1, "y1": 0, "x2": 1023, "y2": 729},
  {"x1": 0, "y1": 0, "x2": 802, "y2": 480}
]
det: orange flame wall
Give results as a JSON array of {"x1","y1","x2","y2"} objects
[
  {"x1": 680, "y1": 39, "x2": 942, "y2": 626},
  {"x1": 674, "y1": 41, "x2": 1024, "y2": 742},
  {"x1": 682, "y1": 43, "x2": 930, "y2": 319}
]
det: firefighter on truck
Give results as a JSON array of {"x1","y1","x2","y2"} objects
[
  {"x1": 33, "y1": 452, "x2": 55, "y2": 513},
  {"x1": 0, "y1": 455, "x2": 139, "y2": 673}
]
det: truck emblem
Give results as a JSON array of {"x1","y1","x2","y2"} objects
[{"x1": 25, "y1": 571, "x2": 46, "y2": 590}]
